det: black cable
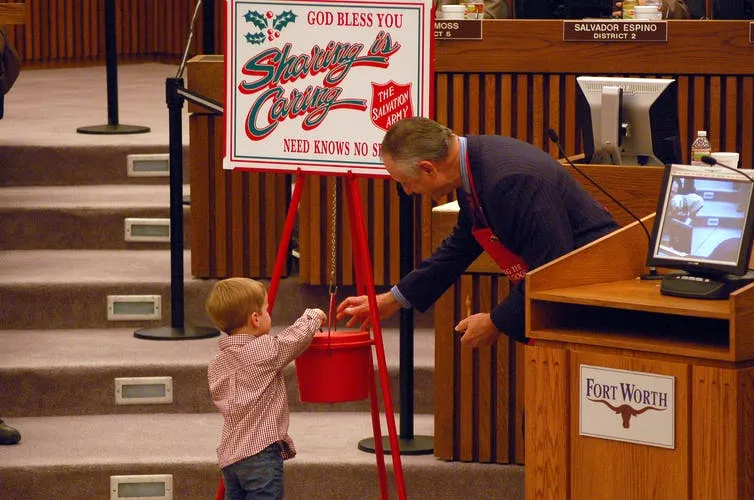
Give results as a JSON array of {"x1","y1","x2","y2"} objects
[
  {"x1": 700, "y1": 155, "x2": 754, "y2": 182},
  {"x1": 547, "y1": 129, "x2": 652, "y2": 242},
  {"x1": 547, "y1": 128, "x2": 660, "y2": 279}
]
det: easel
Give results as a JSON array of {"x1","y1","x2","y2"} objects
[{"x1": 216, "y1": 171, "x2": 407, "y2": 499}]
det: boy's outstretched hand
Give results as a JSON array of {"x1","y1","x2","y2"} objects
[{"x1": 310, "y1": 308, "x2": 327, "y2": 326}]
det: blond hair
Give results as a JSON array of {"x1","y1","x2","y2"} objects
[
  {"x1": 205, "y1": 277, "x2": 267, "y2": 333},
  {"x1": 380, "y1": 117, "x2": 454, "y2": 179}
]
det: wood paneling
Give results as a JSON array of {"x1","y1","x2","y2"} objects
[
  {"x1": 298, "y1": 176, "x2": 409, "y2": 286},
  {"x1": 187, "y1": 56, "x2": 288, "y2": 279},
  {"x1": 691, "y1": 365, "x2": 754, "y2": 500},
  {"x1": 571, "y1": 351, "x2": 690, "y2": 500},
  {"x1": 7, "y1": 0, "x2": 201, "y2": 67},
  {"x1": 433, "y1": 71, "x2": 754, "y2": 171},
  {"x1": 525, "y1": 214, "x2": 754, "y2": 499},
  {"x1": 0, "y1": 2, "x2": 25, "y2": 24},
  {"x1": 524, "y1": 344, "x2": 569, "y2": 499},
  {"x1": 433, "y1": 273, "x2": 519, "y2": 464},
  {"x1": 435, "y1": 21, "x2": 754, "y2": 75}
]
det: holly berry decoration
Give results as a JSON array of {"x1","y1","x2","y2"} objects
[{"x1": 244, "y1": 9, "x2": 297, "y2": 45}]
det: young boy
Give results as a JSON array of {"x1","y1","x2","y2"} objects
[{"x1": 206, "y1": 277, "x2": 326, "y2": 500}]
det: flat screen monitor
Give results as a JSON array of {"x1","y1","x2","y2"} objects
[
  {"x1": 576, "y1": 76, "x2": 682, "y2": 166},
  {"x1": 647, "y1": 164, "x2": 754, "y2": 299}
]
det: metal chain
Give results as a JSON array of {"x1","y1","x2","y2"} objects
[
  {"x1": 328, "y1": 179, "x2": 338, "y2": 289},
  {"x1": 326, "y1": 179, "x2": 338, "y2": 335}
]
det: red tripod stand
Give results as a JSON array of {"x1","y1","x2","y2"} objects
[{"x1": 216, "y1": 171, "x2": 406, "y2": 499}]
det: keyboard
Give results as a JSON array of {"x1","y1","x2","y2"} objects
[{"x1": 660, "y1": 272, "x2": 754, "y2": 300}]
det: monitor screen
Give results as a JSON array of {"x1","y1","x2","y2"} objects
[
  {"x1": 576, "y1": 76, "x2": 682, "y2": 166},
  {"x1": 647, "y1": 164, "x2": 754, "y2": 298}
]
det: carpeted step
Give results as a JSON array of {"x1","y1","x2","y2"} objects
[
  {"x1": 0, "y1": 249, "x2": 216, "y2": 330},
  {"x1": 0, "y1": 249, "x2": 434, "y2": 331},
  {"x1": 0, "y1": 144, "x2": 189, "y2": 187},
  {"x1": 0, "y1": 63, "x2": 190, "y2": 187},
  {"x1": 0, "y1": 412, "x2": 524, "y2": 500},
  {"x1": 0, "y1": 327, "x2": 436, "y2": 417},
  {"x1": 0, "y1": 185, "x2": 190, "y2": 250}
]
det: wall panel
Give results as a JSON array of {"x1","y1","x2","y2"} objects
[{"x1": 6, "y1": 0, "x2": 202, "y2": 67}]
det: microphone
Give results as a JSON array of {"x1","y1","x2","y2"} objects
[
  {"x1": 547, "y1": 128, "x2": 660, "y2": 279},
  {"x1": 701, "y1": 155, "x2": 754, "y2": 182}
]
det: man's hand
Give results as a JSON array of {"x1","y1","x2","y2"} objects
[
  {"x1": 455, "y1": 313, "x2": 500, "y2": 348},
  {"x1": 336, "y1": 291, "x2": 402, "y2": 330}
]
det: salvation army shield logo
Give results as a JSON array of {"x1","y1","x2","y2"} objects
[{"x1": 370, "y1": 81, "x2": 414, "y2": 132}]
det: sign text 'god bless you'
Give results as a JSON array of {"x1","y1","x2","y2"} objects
[{"x1": 225, "y1": 0, "x2": 433, "y2": 177}]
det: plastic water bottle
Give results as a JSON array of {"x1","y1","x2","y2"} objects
[{"x1": 691, "y1": 130, "x2": 711, "y2": 166}]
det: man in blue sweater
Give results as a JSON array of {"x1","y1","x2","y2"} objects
[{"x1": 337, "y1": 117, "x2": 618, "y2": 346}]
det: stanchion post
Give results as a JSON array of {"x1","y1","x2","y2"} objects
[
  {"x1": 167, "y1": 78, "x2": 185, "y2": 329},
  {"x1": 77, "y1": 0, "x2": 150, "y2": 135},
  {"x1": 358, "y1": 187, "x2": 434, "y2": 455},
  {"x1": 134, "y1": 78, "x2": 218, "y2": 341},
  {"x1": 202, "y1": 0, "x2": 215, "y2": 54}
]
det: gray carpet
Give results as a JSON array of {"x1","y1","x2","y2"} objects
[
  {"x1": 0, "y1": 63, "x2": 183, "y2": 148},
  {"x1": 0, "y1": 63, "x2": 188, "y2": 186}
]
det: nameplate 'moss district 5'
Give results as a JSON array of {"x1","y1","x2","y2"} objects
[
  {"x1": 434, "y1": 19, "x2": 483, "y2": 40},
  {"x1": 564, "y1": 20, "x2": 667, "y2": 42}
]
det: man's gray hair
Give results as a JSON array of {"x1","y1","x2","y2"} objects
[{"x1": 380, "y1": 117, "x2": 453, "y2": 178}]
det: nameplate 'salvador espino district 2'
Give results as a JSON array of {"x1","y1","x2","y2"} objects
[{"x1": 564, "y1": 20, "x2": 668, "y2": 42}]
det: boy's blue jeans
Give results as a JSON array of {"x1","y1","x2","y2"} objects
[{"x1": 222, "y1": 442, "x2": 283, "y2": 500}]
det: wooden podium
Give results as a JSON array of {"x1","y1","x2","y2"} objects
[
  {"x1": 525, "y1": 214, "x2": 754, "y2": 499},
  {"x1": 431, "y1": 162, "x2": 666, "y2": 466}
]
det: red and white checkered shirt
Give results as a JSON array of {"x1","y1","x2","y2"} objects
[{"x1": 208, "y1": 309, "x2": 322, "y2": 469}]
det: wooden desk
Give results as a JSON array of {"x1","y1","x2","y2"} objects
[{"x1": 0, "y1": 2, "x2": 24, "y2": 25}]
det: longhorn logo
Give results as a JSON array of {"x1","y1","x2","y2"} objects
[{"x1": 588, "y1": 398, "x2": 666, "y2": 429}]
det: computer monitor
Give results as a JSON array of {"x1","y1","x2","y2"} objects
[
  {"x1": 576, "y1": 76, "x2": 682, "y2": 166},
  {"x1": 647, "y1": 163, "x2": 754, "y2": 299}
]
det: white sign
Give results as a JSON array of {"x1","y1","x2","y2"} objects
[
  {"x1": 580, "y1": 364, "x2": 675, "y2": 449},
  {"x1": 225, "y1": 0, "x2": 434, "y2": 177}
]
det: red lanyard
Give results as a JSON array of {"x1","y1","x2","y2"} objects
[{"x1": 464, "y1": 153, "x2": 529, "y2": 283}]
